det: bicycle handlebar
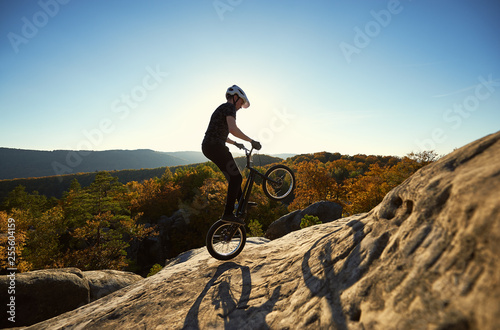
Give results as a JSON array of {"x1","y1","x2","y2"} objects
[
  {"x1": 236, "y1": 144, "x2": 252, "y2": 154},
  {"x1": 243, "y1": 146, "x2": 253, "y2": 155},
  {"x1": 235, "y1": 143, "x2": 259, "y2": 168},
  {"x1": 236, "y1": 141, "x2": 261, "y2": 154}
]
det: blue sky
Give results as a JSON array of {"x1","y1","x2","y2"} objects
[{"x1": 1, "y1": 0, "x2": 499, "y2": 157}]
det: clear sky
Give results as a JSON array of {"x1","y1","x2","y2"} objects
[{"x1": 1, "y1": 0, "x2": 499, "y2": 157}]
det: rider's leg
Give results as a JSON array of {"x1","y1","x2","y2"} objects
[
  {"x1": 202, "y1": 143, "x2": 243, "y2": 216},
  {"x1": 224, "y1": 169, "x2": 243, "y2": 215}
]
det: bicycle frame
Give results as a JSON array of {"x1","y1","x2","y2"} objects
[
  {"x1": 219, "y1": 147, "x2": 259, "y2": 242},
  {"x1": 235, "y1": 147, "x2": 276, "y2": 218}
]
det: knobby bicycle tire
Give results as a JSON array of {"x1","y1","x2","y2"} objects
[
  {"x1": 263, "y1": 164, "x2": 296, "y2": 201},
  {"x1": 206, "y1": 220, "x2": 247, "y2": 260}
]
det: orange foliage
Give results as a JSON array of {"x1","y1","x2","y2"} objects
[
  {"x1": 128, "y1": 179, "x2": 182, "y2": 222},
  {"x1": 0, "y1": 210, "x2": 31, "y2": 272},
  {"x1": 288, "y1": 152, "x2": 430, "y2": 215},
  {"x1": 344, "y1": 164, "x2": 390, "y2": 215},
  {"x1": 290, "y1": 160, "x2": 340, "y2": 210}
]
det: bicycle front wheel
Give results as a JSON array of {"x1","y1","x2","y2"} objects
[
  {"x1": 206, "y1": 220, "x2": 247, "y2": 260},
  {"x1": 263, "y1": 164, "x2": 295, "y2": 201}
]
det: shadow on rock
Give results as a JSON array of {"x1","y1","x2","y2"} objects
[
  {"x1": 183, "y1": 261, "x2": 280, "y2": 329},
  {"x1": 301, "y1": 219, "x2": 369, "y2": 329}
]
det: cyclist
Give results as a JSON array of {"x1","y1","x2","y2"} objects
[{"x1": 202, "y1": 85, "x2": 262, "y2": 225}]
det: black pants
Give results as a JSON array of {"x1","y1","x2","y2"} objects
[{"x1": 202, "y1": 143, "x2": 243, "y2": 215}]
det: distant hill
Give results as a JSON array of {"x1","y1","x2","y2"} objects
[
  {"x1": 272, "y1": 153, "x2": 296, "y2": 159},
  {"x1": 0, "y1": 148, "x2": 210, "y2": 180},
  {"x1": 0, "y1": 148, "x2": 293, "y2": 181}
]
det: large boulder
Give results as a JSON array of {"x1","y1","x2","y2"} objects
[
  {"x1": 0, "y1": 268, "x2": 89, "y2": 328},
  {"x1": 265, "y1": 200, "x2": 342, "y2": 239},
  {"x1": 0, "y1": 268, "x2": 144, "y2": 328},
  {"x1": 83, "y1": 270, "x2": 144, "y2": 301}
]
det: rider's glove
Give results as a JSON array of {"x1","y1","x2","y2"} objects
[
  {"x1": 251, "y1": 140, "x2": 262, "y2": 150},
  {"x1": 234, "y1": 142, "x2": 245, "y2": 150}
]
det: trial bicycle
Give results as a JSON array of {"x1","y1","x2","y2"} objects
[{"x1": 206, "y1": 146, "x2": 296, "y2": 260}]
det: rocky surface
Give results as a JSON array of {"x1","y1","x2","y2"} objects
[
  {"x1": 0, "y1": 268, "x2": 143, "y2": 328},
  {"x1": 83, "y1": 270, "x2": 144, "y2": 302},
  {"x1": 265, "y1": 200, "x2": 343, "y2": 239},
  {"x1": 21, "y1": 131, "x2": 500, "y2": 329}
]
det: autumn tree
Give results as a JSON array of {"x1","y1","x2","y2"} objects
[
  {"x1": 289, "y1": 160, "x2": 341, "y2": 210},
  {"x1": 0, "y1": 210, "x2": 30, "y2": 273},
  {"x1": 344, "y1": 164, "x2": 391, "y2": 215},
  {"x1": 173, "y1": 164, "x2": 220, "y2": 202},
  {"x1": 127, "y1": 178, "x2": 182, "y2": 223},
  {"x1": 343, "y1": 153, "x2": 432, "y2": 215}
]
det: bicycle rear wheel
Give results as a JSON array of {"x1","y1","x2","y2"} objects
[
  {"x1": 263, "y1": 164, "x2": 295, "y2": 201},
  {"x1": 206, "y1": 220, "x2": 247, "y2": 260}
]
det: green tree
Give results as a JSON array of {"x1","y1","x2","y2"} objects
[
  {"x1": 248, "y1": 219, "x2": 264, "y2": 237},
  {"x1": 2, "y1": 185, "x2": 48, "y2": 217},
  {"x1": 62, "y1": 172, "x2": 155, "y2": 270},
  {"x1": 300, "y1": 214, "x2": 322, "y2": 229},
  {"x1": 147, "y1": 263, "x2": 163, "y2": 277},
  {"x1": 22, "y1": 206, "x2": 67, "y2": 270}
]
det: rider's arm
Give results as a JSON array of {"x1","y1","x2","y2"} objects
[{"x1": 227, "y1": 116, "x2": 253, "y2": 143}]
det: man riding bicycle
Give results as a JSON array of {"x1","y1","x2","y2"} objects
[{"x1": 202, "y1": 85, "x2": 261, "y2": 225}]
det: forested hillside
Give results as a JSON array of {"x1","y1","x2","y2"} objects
[
  {"x1": 0, "y1": 148, "x2": 209, "y2": 180},
  {"x1": 0, "y1": 150, "x2": 438, "y2": 276},
  {"x1": 0, "y1": 154, "x2": 282, "y2": 200}
]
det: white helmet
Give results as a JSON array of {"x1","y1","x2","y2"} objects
[{"x1": 226, "y1": 85, "x2": 250, "y2": 108}]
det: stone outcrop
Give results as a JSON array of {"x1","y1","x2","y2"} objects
[
  {"x1": 265, "y1": 200, "x2": 343, "y2": 239},
  {"x1": 18, "y1": 131, "x2": 500, "y2": 329},
  {"x1": 84, "y1": 270, "x2": 144, "y2": 302},
  {"x1": 0, "y1": 268, "x2": 89, "y2": 328},
  {"x1": 0, "y1": 268, "x2": 143, "y2": 328}
]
